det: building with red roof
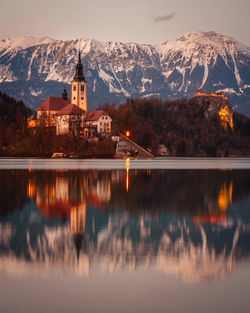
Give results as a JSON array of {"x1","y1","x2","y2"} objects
[
  {"x1": 34, "y1": 52, "x2": 112, "y2": 136},
  {"x1": 36, "y1": 94, "x2": 71, "y2": 126},
  {"x1": 56, "y1": 103, "x2": 86, "y2": 135},
  {"x1": 85, "y1": 110, "x2": 112, "y2": 134},
  {"x1": 57, "y1": 103, "x2": 85, "y2": 116},
  {"x1": 37, "y1": 96, "x2": 71, "y2": 112},
  {"x1": 35, "y1": 52, "x2": 87, "y2": 129}
]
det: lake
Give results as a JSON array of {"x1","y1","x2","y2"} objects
[{"x1": 0, "y1": 158, "x2": 250, "y2": 313}]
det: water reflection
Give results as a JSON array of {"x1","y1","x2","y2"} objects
[{"x1": 0, "y1": 169, "x2": 250, "y2": 282}]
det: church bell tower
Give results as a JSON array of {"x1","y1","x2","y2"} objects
[{"x1": 71, "y1": 51, "x2": 88, "y2": 112}]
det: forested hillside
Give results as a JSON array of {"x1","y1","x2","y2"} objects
[
  {"x1": 1, "y1": 90, "x2": 250, "y2": 157},
  {"x1": 103, "y1": 97, "x2": 250, "y2": 156},
  {"x1": 0, "y1": 91, "x2": 31, "y2": 147}
]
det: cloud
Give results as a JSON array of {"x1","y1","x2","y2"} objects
[{"x1": 154, "y1": 13, "x2": 176, "y2": 23}]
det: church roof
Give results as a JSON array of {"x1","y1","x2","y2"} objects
[
  {"x1": 57, "y1": 103, "x2": 85, "y2": 116},
  {"x1": 37, "y1": 96, "x2": 70, "y2": 112},
  {"x1": 85, "y1": 110, "x2": 110, "y2": 121}
]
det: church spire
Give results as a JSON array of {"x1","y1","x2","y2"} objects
[
  {"x1": 73, "y1": 50, "x2": 85, "y2": 82},
  {"x1": 77, "y1": 50, "x2": 81, "y2": 64},
  {"x1": 73, "y1": 234, "x2": 83, "y2": 262},
  {"x1": 71, "y1": 50, "x2": 88, "y2": 112}
]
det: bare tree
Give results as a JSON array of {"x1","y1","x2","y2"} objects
[{"x1": 68, "y1": 115, "x2": 83, "y2": 138}]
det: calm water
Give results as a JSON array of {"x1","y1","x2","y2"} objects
[{"x1": 0, "y1": 159, "x2": 250, "y2": 313}]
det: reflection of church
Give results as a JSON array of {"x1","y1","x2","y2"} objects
[
  {"x1": 70, "y1": 203, "x2": 86, "y2": 235},
  {"x1": 27, "y1": 176, "x2": 87, "y2": 257},
  {"x1": 70, "y1": 202, "x2": 87, "y2": 259},
  {"x1": 27, "y1": 173, "x2": 112, "y2": 257}
]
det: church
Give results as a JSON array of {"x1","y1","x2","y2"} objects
[{"x1": 31, "y1": 51, "x2": 112, "y2": 137}]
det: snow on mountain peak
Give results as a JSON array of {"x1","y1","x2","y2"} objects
[
  {"x1": 158, "y1": 30, "x2": 250, "y2": 57},
  {"x1": 179, "y1": 30, "x2": 204, "y2": 40},
  {"x1": 74, "y1": 38, "x2": 92, "y2": 55},
  {"x1": 0, "y1": 36, "x2": 56, "y2": 50},
  {"x1": 176, "y1": 30, "x2": 250, "y2": 54},
  {"x1": 0, "y1": 30, "x2": 249, "y2": 113}
]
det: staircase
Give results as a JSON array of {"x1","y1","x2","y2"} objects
[{"x1": 118, "y1": 133, "x2": 154, "y2": 159}]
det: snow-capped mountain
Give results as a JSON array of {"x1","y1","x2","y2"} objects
[
  {"x1": 0, "y1": 31, "x2": 249, "y2": 114},
  {"x1": 0, "y1": 36, "x2": 55, "y2": 51}
]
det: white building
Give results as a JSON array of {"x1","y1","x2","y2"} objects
[
  {"x1": 85, "y1": 110, "x2": 112, "y2": 134},
  {"x1": 56, "y1": 103, "x2": 86, "y2": 135}
]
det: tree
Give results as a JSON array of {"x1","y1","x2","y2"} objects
[{"x1": 68, "y1": 115, "x2": 83, "y2": 138}]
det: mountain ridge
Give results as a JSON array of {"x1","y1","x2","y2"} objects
[
  {"x1": 1, "y1": 30, "x2": 249, "y2": 51},
  {"x1": 0, "y1": 30, "x2": 249, "y2": 114}
]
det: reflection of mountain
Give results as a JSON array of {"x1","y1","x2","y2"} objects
[
  {"x1": 89, "y1": 215, "x2": 246, "y2": 282},
  {"x1": 0, "y1": 169, "x2": 250, "y2": 282},
  {"x1": 0, "y1": 203, "x2": 250, "y2": 282}
]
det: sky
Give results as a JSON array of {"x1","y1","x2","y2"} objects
[{"x1": 0, "y1": 0, "x2": 249, "y2": 45}]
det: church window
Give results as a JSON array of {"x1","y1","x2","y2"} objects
[
  {"x1": 81, "y1": 97, "x2": 84, "y2": 100},
  {"x1": 74, "y1": 97, "x2": 76, "y2": 100},
  {"x1": 73, "y1": 86, "x2": 76, "y2": 91},
  {"x1": 81, "y1": 85, "x2": 84, "y2": 91}
]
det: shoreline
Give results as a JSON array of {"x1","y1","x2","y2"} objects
[{"x1": 0, "y1": 157, "x2": 250, "y2": 170}]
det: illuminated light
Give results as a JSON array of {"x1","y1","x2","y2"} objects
[
  {"x1": 218, "y1": 187, "x2": 228, "y2": 211},
  {"x1": 125, "y1": 131, "x2": 130, "y2": 137},
  {"x1": 27, "y1": 180, "x2": 36, "y2": 198},
  {"x1": 126, "y1": 158, "x2": 130, "y2": 170},
  {"x1": 27, "y1": 120, "x2": 37, "y2": 128},
  {"x1": 218, "y1": 182, "x2": 233, "y2": 211},
  {"x1": 218, "y1": 106, "x2": 234, "y2": 130},
  {"x1": 126, "y1": 169, "x2": 129, "y2": 192},
  {"x1": 125, "y1": 158, "x2": 130, "y2": 192},
  {"x1": 229, "y1": 182, "x2": 233, "y2": 202}
]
